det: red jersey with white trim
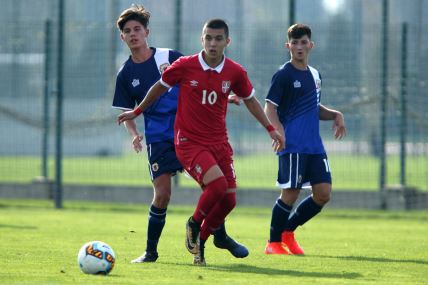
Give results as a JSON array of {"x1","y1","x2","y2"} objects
[{"x1": 160, "y1": 52, "x2": 254, "y2": 145}]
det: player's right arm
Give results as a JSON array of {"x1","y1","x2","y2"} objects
[
  {"x1": 122, "y1": 118, "x2": 143, "y2": 153},
  {"x1": 264, "y1": 101, "x2": 285, "y2": 142},
  {"x1": 117, "y1": 81, "x2": 168, "y2": 125},
  {"x1": 117, "y1": 56, "x2": 184, "y2": 125},
  {"x1": 112, "y1": 68, "x2": 144, "y2": 152},
  {"x1": 264, "y1": 69, "x2": 287, "y2": 148}
]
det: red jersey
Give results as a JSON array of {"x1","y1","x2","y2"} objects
[{"x1": 160, "y1": 52, "x2": 254, "y2": 145}]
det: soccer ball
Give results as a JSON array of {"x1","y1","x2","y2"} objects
[{"x1": 77, "y1": 241, "x2": 116, "y2": 275}]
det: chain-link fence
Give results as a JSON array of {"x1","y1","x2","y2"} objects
[{"x1": 0, "y1": 0, "x2": 427, "y2": 209}]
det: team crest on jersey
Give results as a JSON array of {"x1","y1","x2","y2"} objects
[
  {"x1": 132, "y1": 79, "x2": 140, "y2": 87},
  {"x1": 222, "y1": 81, "x2": 231, "y2": 93},
  {"x1": 159, "y1": 63, "x2": 170, "y2": 74},
  {"x1": 293, "y1": 80, "x2": 301, "y2": 88},
  {"x1": 152, "y1": 162, "x2": 159, "y2": 172}
]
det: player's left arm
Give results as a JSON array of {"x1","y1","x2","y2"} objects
[
  {"x1": 243, "y1": 96, "x2": 285, "y2": 152},
  {"x1": 319, "y1": 104, "x2": 347, "y2": 139}
]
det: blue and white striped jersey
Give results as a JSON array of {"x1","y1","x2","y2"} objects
[
  {"x1": 266, "y1": 61, "x2": 325, "y2": 154},
  {"x1": 112, "y1": 47, "x2": 182, "y2": 144}
]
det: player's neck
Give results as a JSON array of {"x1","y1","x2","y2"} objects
[
  {"x1": 290, "y1": 58, "x2": 308, "y2": 71},
  {"x1": 130, "y1": 46, "x2": 153, "y2": 63},
  {"x1": 202, "y1": 51, "x2": 224, "y2": 68}
]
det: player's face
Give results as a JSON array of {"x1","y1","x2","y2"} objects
[
  {"x1": 121, "y1": 20, "x2": 149, "y2": 50},
  {"x1": 201, "y1": 27, "x2": 230, "y2": 64},
  {"x1": 286, "y1": 35, "x2": 313, "y2": 62}
]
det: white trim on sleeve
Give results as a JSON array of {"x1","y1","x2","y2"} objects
[
  {"x1": 265, "y1": 98, "x2": 279, "y2": 107},
  {"x1": 160, "y1": 78, "x2": 172, "y2": 88}
]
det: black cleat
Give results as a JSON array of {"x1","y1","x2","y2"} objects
[
  {"x1": 185, "y1": 216, "x2": 200, "y2": 254},
  {"x1": 214, "y1": 235, "x2": 249, "y2": 258},
  {"x1": 131, "y1": 251, "x2": 159, "y2": 263}
]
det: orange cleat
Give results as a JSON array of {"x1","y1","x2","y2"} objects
[
  {"x1": 264, "y1": 241, "x2": 290, "y2": 254},
  {"x1": 282, "y1": 231, "x2": 305, "y2": 255}
]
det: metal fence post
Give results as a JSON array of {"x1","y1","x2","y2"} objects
[
  {"x1": 42, "y1": 20, "x2": 51, "y2": 180},
  {"x1": 54, "y1": 0, "x2": 65, "y2": 209},
  {"x1": 289, "y1": 0, "x2": 295, "y2": 26},
  {"x1": 399, "y1": 22, "x2": 408, "y2": 187},
  {"x1": 379, "y1": 0, "x2": 389, "y2": 209}
]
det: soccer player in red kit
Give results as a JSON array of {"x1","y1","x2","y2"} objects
[{"x1": 118, "y1": 18, "x2": 284, "y2": 265}]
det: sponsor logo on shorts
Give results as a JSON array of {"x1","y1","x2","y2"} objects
[{"x1": 152, "y1": 162, "x2": 159, "y2": 172}]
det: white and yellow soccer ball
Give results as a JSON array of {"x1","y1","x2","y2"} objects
[{"x1": 77, "y1": 241, "x2": 116, "y2": 275}]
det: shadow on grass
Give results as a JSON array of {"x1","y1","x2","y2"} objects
[
  {"x1": 0, "y1": 224, "x2": 38, "y2": 230},
  {"x1": 163, "y1": 262, "x2": 361, "y2": 279},
  {"x1": 210, "y1": 263, "x2": 361, "y2": 279},
  {"x1": 314, "y1": 254, "x2": 428, "y2": 266},
  {"x1": 320, "y1": 212, "x2": 428, "y2": 222}
]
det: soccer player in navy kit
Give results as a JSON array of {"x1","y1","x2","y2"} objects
[
  {"x1": 113, "y1": 6, "x2": 248, "y2": 263},
  {"x1": 264, "y1": 24, "x2": 347, "y2": 255}
]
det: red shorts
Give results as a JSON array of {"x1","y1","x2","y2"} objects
[{"x1": 175, "y1": 140, "x2": 236, "y2": 189}]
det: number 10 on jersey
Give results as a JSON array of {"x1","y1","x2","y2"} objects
[{"x1": 202, "y1": 90, "x2": 218, "y2": 105}]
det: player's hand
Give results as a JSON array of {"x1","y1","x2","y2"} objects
[
  {"x1": 269, "y1": 130, "x2": 285, "y2": 152},
  {"x1": 333, "y1": 112, "x2": 346, "y2": 139},
  {"x1": 117, "y1": 111, "x2": 137, "y2": 125},
  {"x1": 132, "y1": 135, "x2": 144, "y2": 153},
  {"x1": 227, "y1": 94, "x2": 241, "y2": 105}
]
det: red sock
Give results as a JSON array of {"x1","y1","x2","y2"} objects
[
  {"x1": 192, "y1": 176, "x2": 228, "y2": 223},
  {"x1": 200, "y1": 192, "x2": 236, "y2": 240}
]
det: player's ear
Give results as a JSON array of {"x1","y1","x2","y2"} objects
[
  {"x1": 226, "y1": 37, "x2": 231, "y2": 46},
  {"x1": 146, "y1": 28, "x2": 150, "y2": 36},
  {"x1": 120, "y1": 32, "x2": 125, "y2": 41},
  {"x1": 285, "y1": 42, "x2": 290, "y2": 50},
  {"x1": 309, "y1": 41, "x2": 314, "y2": 49}
]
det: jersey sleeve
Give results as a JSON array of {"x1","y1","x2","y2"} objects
[
  {"x1": 168, "y1": 49, "x2": 183, "y2": 63},
  {"x1": 265, "y1": 70, "x2": 287, "y2": 106},
  {"x1": 112, "y1": 71, "x2": 134, "y2": 110},
  {"x1": 231, "y1": 66, "x2": 254, "y2": 99},
  {"x1": 160, "y1": 56, "x2": 185, "y2": 88}
]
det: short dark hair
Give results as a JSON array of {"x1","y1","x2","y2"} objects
[
  {"x1": 116, "y1": 4, "x2": 150, "y2": 31},
  {"x1": 203, "y1": 18, "x2": 229, "y2": 38},
  {"x1": 287, "y1": 23, "x2": 312, "y2": 40}
]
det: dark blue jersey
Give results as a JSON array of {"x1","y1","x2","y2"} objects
[
  {"x1": 266, "y1": 62, "x2": 325, "y2": 154},
  {"x1": 112, "y1": 47, "x2": 182, "y2": 144}
]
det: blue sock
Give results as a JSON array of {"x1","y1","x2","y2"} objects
[
  {"x1": 270, "y1": 198, "x2": 292, "y2": 242},
  {"x1": 284, "y1": 196, "x2": 322, "y2": 232},
  {"x1": 213, "y1": 223, "x2": 227, "y2": 240},
  {"x1": 146, "y1": 205, "x2": 167, "y2": 252}
]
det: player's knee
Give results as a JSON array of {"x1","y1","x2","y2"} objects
[
  {"x1": 206, "y1": 176, "x2": 228, "y2": 196},
  {"x1": 313, "y1": 190, "x2": 331, "y2": 206},
  {"x1": 153, "y1": 189, "x2": 171, "y2": 208},
  {"x1": 281, "y1": 189, "x2": 300, "y2": 206},
  {"x1": 223, "y1": 192, "x2": 236, "y2": 211}
]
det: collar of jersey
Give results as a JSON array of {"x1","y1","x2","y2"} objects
[{"x1": 198, "y1": 51, "x2": 225, "y2": 73}]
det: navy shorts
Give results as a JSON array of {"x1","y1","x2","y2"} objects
[
  {"x1": 146, "y1": 140, "x2": 183, "y2": 181},
  {"x1": 277, "y1": 153, "x2": 332, "y2": 189}
]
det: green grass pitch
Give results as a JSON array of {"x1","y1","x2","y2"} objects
[{"x1": 0, "y1": 199, "x2": 427, "y2": 284}]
